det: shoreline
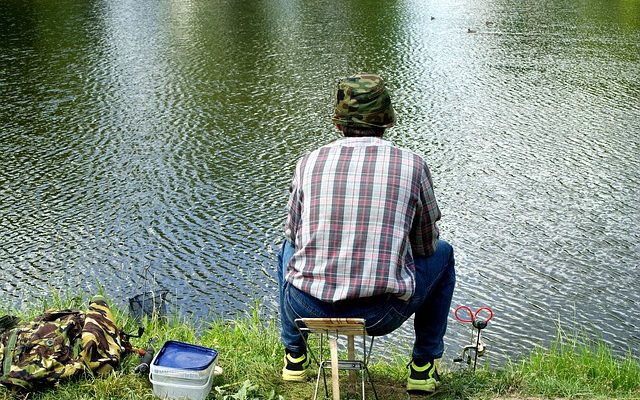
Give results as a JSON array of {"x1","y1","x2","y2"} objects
[{"x1": 1, "y1": 293, "x2": 639, "y2": 399}]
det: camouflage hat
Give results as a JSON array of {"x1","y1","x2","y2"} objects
[{"x1": 332, "y1": 73, "x2": 395, "y2": 129}]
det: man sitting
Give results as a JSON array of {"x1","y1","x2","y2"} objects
[{"x1": 277, "y1": 73, "x2": 456, "y2": 393}]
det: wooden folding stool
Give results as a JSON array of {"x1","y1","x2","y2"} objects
[{"x1": 295, "y1": 318, "x2": 379, "y2": 400}]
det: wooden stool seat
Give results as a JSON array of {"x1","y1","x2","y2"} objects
[{"x1": 295, "y1": 318, "x2": 378, "y2": 400}]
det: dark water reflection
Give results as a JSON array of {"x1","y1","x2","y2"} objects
[{"x1": 1, "y1": 0, "x2": 639, "y2": 365}]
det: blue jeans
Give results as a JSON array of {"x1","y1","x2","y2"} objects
[{"x1": 278, "y1": 240, "x2": 455, "y2": 362}]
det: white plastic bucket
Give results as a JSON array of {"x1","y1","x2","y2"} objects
[
  {"x1": 149, "y1": 341, "x2": 218, "y2": 399},
  {"x1": 149, "y1": 370, "x2": 213, "y2": 400}
]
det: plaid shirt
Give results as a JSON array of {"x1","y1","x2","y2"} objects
[{"x1": 284, "y1": 136, "x2": 441, "y2": 302}]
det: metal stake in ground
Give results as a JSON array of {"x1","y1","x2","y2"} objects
[{"x1": 453, "y1": 305, "x2": 494, "y2": 371}]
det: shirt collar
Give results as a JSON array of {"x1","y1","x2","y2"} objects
[{"x1": 329, "y1": 136, "x2": 393, "y2": 147}]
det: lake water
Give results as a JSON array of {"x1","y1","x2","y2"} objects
[{"x1": 1, "y1": 0, "x2": 639, "y2": 365}]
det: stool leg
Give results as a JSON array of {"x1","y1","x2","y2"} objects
[
  {"x1": 320, "y1": 334, "x2": 329, "y2": 398},
  {"x1": 364, "y1": 336, "x2": 378, "y2": 400},
  {"x1": 365, "y1": 367, "x2": 379, "y2": 400},
  {"x1": 312, "y1": 363, "x2": 322, "y2": 400},
  {"x1": 329, "y1": 335, "x2": 340, "y2": 400},
  {"x1": 361, "y1": 366, "x2": 366, "y2": 400},
  {"x1": 347, "y1": 335, "x2": 356, "y2": 395}
]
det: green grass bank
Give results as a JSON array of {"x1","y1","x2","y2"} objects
[{"x1": 1, "y1": 294, "x2": 639, "y2": 400}]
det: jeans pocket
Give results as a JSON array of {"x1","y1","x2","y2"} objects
[
  {"x1": 286, "y1": 285, "x2": 330, "y2": 320},
  {"x1": 365, "y1": 305, "x2": 409, "y2": 337}
]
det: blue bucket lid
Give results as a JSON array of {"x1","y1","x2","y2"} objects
[{"x1": 153, "y1": 340, "x2": 218, "y2": 371}]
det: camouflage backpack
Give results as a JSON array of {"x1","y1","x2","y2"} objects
[{"x1": 0, "y1": 295, "x2": 126, "y2": 391}]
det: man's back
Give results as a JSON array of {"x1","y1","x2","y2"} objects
[{"x1": 284, "y1": 136, "x2": 441, "y2": 302}]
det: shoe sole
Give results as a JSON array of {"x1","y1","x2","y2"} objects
[
  {"x1": 406, "y1": 378, "x2": 440, "y2": 393},
  {"x1": 282, "y1": 369, "x2": 307, "y2": 382}
]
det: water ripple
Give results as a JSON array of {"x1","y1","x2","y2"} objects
[{"x1": 1, "y1": 0, "x2": 639, "y2": 364}]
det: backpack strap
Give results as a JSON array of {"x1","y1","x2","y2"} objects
[{"x1": 1, "y1": 329, "x2": 18, "y2": 381}]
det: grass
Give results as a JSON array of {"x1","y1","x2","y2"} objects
[
  {"x1": 515, "y1": 327, "x2": 640, "y2": 399},
  {"x1": 1, "y1": 294, "x2": 639, "y2": 400}
]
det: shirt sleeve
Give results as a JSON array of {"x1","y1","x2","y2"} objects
[
  {"x1": 284, "y1": 163, "x2": 302, "y2": 244},
  {"x1": 410, "y1": 161, "x2": 441, "y2": 257}
]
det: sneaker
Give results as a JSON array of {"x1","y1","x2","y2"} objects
[
  {"x1": 407, "y1": 359, "x2": 441, "y2": 393},
  {"x1": 282, "y1": 351, "x2": 310, "y2": 382}
]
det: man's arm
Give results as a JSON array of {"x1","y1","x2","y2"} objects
[
  {"x1": 284, "y1": 167, "x2": 301, "y2": 245},
  {"x1": 410, "y1": 162, "x2": 441, "y2": 257}
]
